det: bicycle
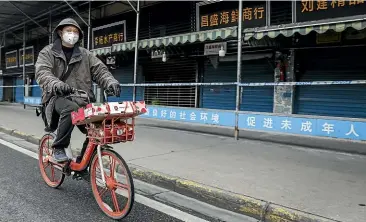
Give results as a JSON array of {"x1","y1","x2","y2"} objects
[{"x1": 36, "y1": 89, "x2": 146, "y2": 220}]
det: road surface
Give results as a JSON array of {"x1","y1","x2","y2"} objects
[
  {"x1": 0, "y1": 135, "x2": 256, "y2": 222},
  {"x1": 0, "y1": 141, "x2": 216, "y2": 222},
  {"x1": 1, "y1": 104, "x2": 366, "y2": 221}
]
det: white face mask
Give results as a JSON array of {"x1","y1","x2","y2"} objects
[{"x1": 62, "y1": 31, "x2": 79, "y2": 46}]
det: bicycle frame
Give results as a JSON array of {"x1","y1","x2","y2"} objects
[
  {"x1": 69, "y1": 142, "x2": 97, "y2": 172},
  {"x1": 46, "y1": 89, "x2": 139, "y2": 185}
]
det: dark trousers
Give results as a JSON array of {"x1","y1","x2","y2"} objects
[{"x1": 52, "y1": 97, "x2": 87, "y2": 150}]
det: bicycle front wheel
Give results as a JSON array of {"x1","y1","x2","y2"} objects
[{"x1": 90, "y1": 148, "x2": 134, "y2": 220}]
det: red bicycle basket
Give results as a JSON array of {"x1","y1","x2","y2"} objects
[
  {"x1": 71, "y1": 101, "x2": 147, "y2": 145},
  {"x1": 86, "y1": 118, "x2": 135, "y2": 145}
]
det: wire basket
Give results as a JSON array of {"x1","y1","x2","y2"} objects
[{"x1": 86, "y1": 117, "x2": 135, "y2": 145}]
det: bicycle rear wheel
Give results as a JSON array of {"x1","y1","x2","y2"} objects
[
  {"x1": 38, "y1": 133, "x2": 65, "y2": 188},
  {"x1": 90, "y1": 148, "x2": 134, "y2": 220}
]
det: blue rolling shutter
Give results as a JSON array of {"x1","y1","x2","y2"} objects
[
  {"x1": 31, "y1": 79, "x2": 41, "y2": 97},
  {"x1": 201, "y1": 61, "x2": 237, "y2": 110},
  {"x1": 15, "y1": 78, "x2": 24, "y2": 103},
  {"x1": 241, "y1": 59, "x2": 274, "y2": 112},
  {"x1": 294, "y1": 47, "x2": 366, "y2": 118},
  {"x1": 108, "y1": 65, "x2": 144, "y2": 102},
  {"x1": 201, "y1": 58, "x2": 274, "y2": 112}
]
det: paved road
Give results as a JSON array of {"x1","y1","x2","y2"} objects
[
  {"x1": 0, "y1": 143, "x2": 187, "y2": 222},
  {"x1": 1, "y1": 104, "x2": 366, "y2": 221}
]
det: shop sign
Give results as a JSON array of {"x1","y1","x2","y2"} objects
[
  {"x1": 296, "y1": 0, "x2": 366, "y2": 23},
  {"x1": 199, "y1": 2, "x2": 266, "y2": 31},
  {"x1": 92, "y1": 21, "x2": 126, "y2": 49},
  {"x1": 151, "y1": 50, "x2": 165, "y2": 59},
  {"x1": 19, "y1": 46, "x2": 34, "y2": 67},
  {"x1": 204, "y1": 42, "x2": 227, "y2": 55},
  {"x1": 5, "y1": 50, "x2": 18, "y2": 69},
  {"x1": 316, "y1": 32, "x2": 341, "y2": 44}
]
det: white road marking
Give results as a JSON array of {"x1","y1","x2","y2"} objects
[{"x1": 0, "y1": 138, "x2": 209, "y2": 222}]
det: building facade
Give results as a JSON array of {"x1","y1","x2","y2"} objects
[{"x1": 1, "y1": 1, "x2": 366, "y2": 142}]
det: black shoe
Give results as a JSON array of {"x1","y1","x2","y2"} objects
[{"x1": 53, "y1": 149, "x2": 69, "y2": 163}]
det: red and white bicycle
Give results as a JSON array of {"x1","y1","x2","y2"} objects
[{"x1": 37, "y1": 89, "x2": 146, "y2": 220}]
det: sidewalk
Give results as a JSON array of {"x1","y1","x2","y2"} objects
[{"x1": 0, "y1": 103, "x2": 365, "y2": 222}]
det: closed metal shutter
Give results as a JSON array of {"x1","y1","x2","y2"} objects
[
  {"x1": 201, "y1": 61, "x2": 236, "y2": 110},
  {"x1": 144, "y1": 58, "x2": 196, "y2": 107},
  {"x1": 108, "y1": 65, "x2": 144, "y2": 102},
  {"x1": 14, "y1": 78, "x2": 24, "y2": 103},
  {"x1": 241, "y1": 59, "x2": 274, "y2": 112},
  {"x1": 202, "y1": 58, "x2": 274, "y2": 112},
  {"x1": 31, "y1": 79, "x2": 41, "y2": 97},
  {"x1": 294, "y1": 47, "x2": 366, "y2": 118}
]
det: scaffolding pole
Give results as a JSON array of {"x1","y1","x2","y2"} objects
[
  {"x1": 132, "y1": 0, "x2": 140, "y2": 102},
  {"x1": 22, "y1": 24, "x2": 26, "y2": 109},
  {"x1": 87, "y1": 1, "x2": 91, "y2": 50},
  {"x1": 49, "y1": 9, "x2": 52, "y2": 44},
  {"x1": 234, "y1": 0, "x2": 243, "y2": 140}
]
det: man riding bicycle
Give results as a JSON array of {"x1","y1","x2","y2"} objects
[{"x1": 35, "y1": 18, "x2": 121, "y2": 163}]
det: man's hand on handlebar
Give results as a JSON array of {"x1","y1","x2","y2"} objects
[
  {"x1": 55, "y1": 82, "x2": 73, "y2": 96},
  {"x1": 107, "y1": 83, "x2": 121, "y2": 97}
]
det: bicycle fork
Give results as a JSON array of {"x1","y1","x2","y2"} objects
[{"x1": 97, "y1": 145, "x2": 107, "y2": 186}]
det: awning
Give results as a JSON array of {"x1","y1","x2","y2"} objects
[
  {"x1": 91, "y1": 46, "x2": 112, "y2": 56},
  {"x1": 111, "y1": 26, "x2": 238, "y2": 52},
  {"x1": 244, "y1": 20, "x2": 366, "y2": 41}
]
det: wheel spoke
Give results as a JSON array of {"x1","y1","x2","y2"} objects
[
  {"x1": 96, "y1": 168, "x2": 109, "y2": 184},
  {"x1": 115, "y1": 182, "x2": 129, "y2": 190},
  {"x1": 50, "y1": 166, "x2": 55, "y2": 182},
  {"x1": 99, "y1": 187, "x2": 108, "y2": 197},
  {"x1": 42, "y1": 146, "x2": 49, "y2": 155},
  {"x1": 109, "y1": 157, "x2": 116, "y2": 178},
  {"x1": 43, "y1": 162, "x2": 50, "y2": 169},
  {"x1": 111, "y1": 190, "x2": 120, "y2": 212}
]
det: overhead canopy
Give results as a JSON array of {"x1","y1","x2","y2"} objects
[
  {"x1": 244, "y1": 20, "x2": 366, "y2": 41},
  {"x1": 92, "y1": 26, "x2": 237, "y2": 55},
  {"x1": 92, "y1": 46, "x2": 112, "y2": 57}
]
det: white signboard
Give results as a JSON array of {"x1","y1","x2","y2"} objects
[{"x1": 204, "y1": 42, "x2": 227, "y2": 56}]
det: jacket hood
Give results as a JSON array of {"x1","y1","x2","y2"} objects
[{"x1": 53, "y1": 18, "x2": 83, "y2": 43}]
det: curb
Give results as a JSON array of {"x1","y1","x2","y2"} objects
[{"x1": 0, "y1": 126, "x2": 340, "y2": 222}]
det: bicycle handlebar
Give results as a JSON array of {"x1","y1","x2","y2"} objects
[{"x1": 68, "y1": 88, "x2": 115, "y2": 103}]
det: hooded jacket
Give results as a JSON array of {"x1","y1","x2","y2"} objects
[{"x1": 35, "y1": 18, "x2": 119, "y2": 131}]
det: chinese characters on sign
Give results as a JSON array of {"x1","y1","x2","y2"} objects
[
  {"x1": 297, "y1": 0, "x2": 366, "y2": 22},
  {"x1": 239, "y1": 114, "x2": 366, "y2": 141},
  {"x1": 92, "y1": 21, "x2": 126, "y2": 49},
  {"x1": 142, "y1": 106, "x2": 233, "y2": 127},
  {"x1": 19, "y1": 46, "x2": 34, "y2": 67},
  {"x1": 204, "y1": 42, "x2": 227, "y2": 56},
  {"x1": 5, "y1": 50, "x2": 18, "y2": 69},
  {"x1": 142, "y1": 106, "x2": 366, "y2": 141},
  {"x1": 199, "y1": 4, "x2": 266, "y2": 31}
]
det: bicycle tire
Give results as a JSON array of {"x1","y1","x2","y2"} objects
[
  {"x1": 89, "y1": 148, "x2": 135, "y2": 220},
  {"x1": 38, "y1": 133, "x2": 65, "y2": 188}
]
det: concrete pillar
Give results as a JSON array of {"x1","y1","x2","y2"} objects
[{"x1": 273, "y1": 50, "x2": 295, "y2": 114}]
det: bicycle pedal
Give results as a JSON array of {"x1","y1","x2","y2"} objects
[{"x1": 72, "y1": 174, "x2": 83, "y2": 181}]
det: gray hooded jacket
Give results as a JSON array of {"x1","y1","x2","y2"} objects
[{"x1": 35, "y1": 18, "x2": 119, "y2": 131}]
